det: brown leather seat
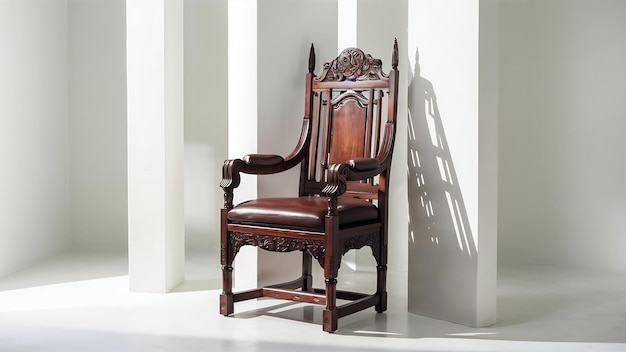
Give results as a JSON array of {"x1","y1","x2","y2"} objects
[{"x1": 227, "y1": 196, "x2": 379, "y2": 230}]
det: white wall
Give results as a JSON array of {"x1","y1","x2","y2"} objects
[
  {"x1": 498, "y1": 0, "x2": 626, "y2": 271},
  {"x1": 0, "y1": 0, "x2": 70, "y2": 277},
  {"x1": 68, "y1": 0, "x2": 127, "y2": 250},
  {"x1": 183, "y1": 0, "x2": 228, "y2": 254}
]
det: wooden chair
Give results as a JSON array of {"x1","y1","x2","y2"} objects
[{"x1": 220, "y1": 40, "x2": 399, "y2": 333}]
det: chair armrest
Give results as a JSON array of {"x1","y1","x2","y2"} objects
[
  {"x1": 221, "y1": 119, "x2": 310, "y2": 210},
  {"x1": 220, "y1": 153, "x2": 300, "y2": 210},
  {"x1": 348, "y1": 157, "x2": 380, "y2": 171},
  {"x1": 243, "y1": 154, "x2": 285, "y2": 167},
  {"x1": 323, "y1": 158, "x2": 386, "y2": 199},
  {"x1": 221, "y1": 155, "x2": 286, "y2": 210}
]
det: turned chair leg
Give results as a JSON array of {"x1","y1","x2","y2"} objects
[
  {"x1": 220, "y1": 265, "x2": 234, "y2": 316},
  {"x1": 323, "y1": 277, "x2": 338, "y2": 332},
  {"x1": 375, "y1": 264, "x2": 388, "y2": 313},
  {"x1": 302, "y1": 251, "x2": 313, "y2": 292},
  {"x1": 219, "y1": 208, "x2": 234, "y2": 316}
]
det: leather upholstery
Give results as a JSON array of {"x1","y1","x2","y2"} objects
[
  {"x1": 227, "y1": 196, "x2": 379, "y2": 230},
  {"x1": 243, "y1": 154, "x2": 285, "y2": 166}
]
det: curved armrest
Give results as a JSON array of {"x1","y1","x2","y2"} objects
[
  {"x1": 323, "y1": 156, "x2": 390, "y2": 200},
  {"x1": 243, "y1": 154, "x2": 285, "y2": 167},
  {"x1": 322, "y1": 164, "x2": 350, "y2": 197},
  {"x1": 348, "y1": 157, "x2": 380, "y2": 171},
  {"x1": 221, "y1": 155, "x2": 298, "y2": 210},
  {"x1": 221, "y1": 119, "x2": 312, "y2": 200},
  {"x1": 221, "y1": 155, "x2": 294, "y2": 192}
]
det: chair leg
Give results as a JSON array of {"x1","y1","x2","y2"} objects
[
  {"x1": 375, "y1": 264, "x2": 388, "y2": 313},
  {"x1": 302, "y1": 251, "x2": 313, "y2": 292},
  {"x1": 323, "y1": 277, "x2": 338, "y2": 333},
  {"x1": 220, "y1": 265, "x2": 234, "y2": 316},
  {"x1": 219, "y1": 208, "x2": 234, "y2": 316}
]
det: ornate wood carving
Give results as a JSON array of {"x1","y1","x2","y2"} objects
[
  {"x1": 227, "y1": 230, "x2": 381, "y2": 269},
  {"x1": 342, "y1": 231, "x2": 381, "y2": 265},
  {"x1": 230, "y1": 232, "x2": 325, "y2": 267},
  {"x1": 332, "y1": 91, "x2": 369, "y2": 110},
  {"x1": 317, "y1": 48, "x2": 387, "y2": 82}
]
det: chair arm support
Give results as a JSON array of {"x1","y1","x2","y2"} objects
[{"x1": 322, "y1": 164, "x2": 350, "y2": 197}]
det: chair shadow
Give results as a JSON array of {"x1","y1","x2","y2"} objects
[
  {"x1": 407, "y1": 46, "x2": 477, "y2": 255},
  {"x1": 406, "y1": 46, "x2": 479, "y2": 326},
  {"x1": 404, "y1": 46, "x2": 575, "y2": 339}
]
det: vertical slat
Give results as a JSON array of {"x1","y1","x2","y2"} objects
[
  {"x1": 375, "y1": 90, "x2": 384, "y2": 156},
  {"x1": 316, "y1": 91, "x2": 327, "y2": 181},
  {"x1": 367, "y1": 90, "x2": 383, "y2": 187},
  {"x1": 308, "y1": 91, "x2": 321, "y2": 181},
  {"x1": 320, "y1": 89, "x2": 332, "y2": 171},
  {"x1": 365, "y1": 88, "x2": 374, "y2": 159},
  {"x1": 301, "y1": 71, "x2": 315, "y2": 194}
]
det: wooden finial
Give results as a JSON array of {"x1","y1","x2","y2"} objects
[
  {"x1": 308, "y1": 43, "x2": 315, "y2": 73},
  {"x1": 392, "y1": 38, "x2": 398, "y2": 70}
]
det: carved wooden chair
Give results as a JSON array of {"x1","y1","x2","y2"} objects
[{"x1": 220, "y1": 40, "x2": 399, "y2": 333}]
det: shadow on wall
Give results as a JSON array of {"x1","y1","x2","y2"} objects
[{"x1": 407, "y1": 47, "x2": 477, "y2": 321}]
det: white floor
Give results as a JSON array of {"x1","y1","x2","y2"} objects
[{"x1": 1, "y1": 250, "x2": 625, "y2": 352}]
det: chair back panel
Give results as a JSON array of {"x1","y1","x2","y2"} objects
[
  {"x1": 329, "y1": 97, "x2": 367, "y2": 164},
  {"x1": 301, "y1": 46, "x2": 397, "y2": 199}
]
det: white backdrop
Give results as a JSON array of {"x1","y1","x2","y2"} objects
[{"x1": 498, "y1": 0, "x2": 626, "y2": 271}]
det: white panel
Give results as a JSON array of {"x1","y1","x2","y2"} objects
[
  {"x1": 407, "y1": 0, "x2": 497, "y2": 327},
  {"x1": 127, "y1": 0, "x2": 184, "y2": 293},
  {"x1": 164, "y1": 0, "x2": 185, "y2": 293},
  {"x1": 0, "y1": 0, "x2": 70, "y2": 277}
]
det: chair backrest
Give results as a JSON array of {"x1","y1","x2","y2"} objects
[{"x1": 299, "y1": 41, "x2": 399, "y2": 201}]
